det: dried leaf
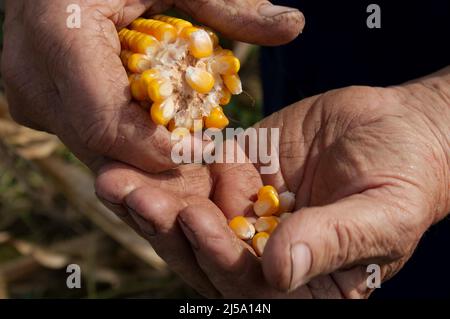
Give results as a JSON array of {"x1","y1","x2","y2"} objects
[{"x1": 0, "y1": 232, "x2": 11, "y2": 244}]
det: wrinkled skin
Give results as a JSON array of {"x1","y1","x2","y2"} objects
[
  {"x1": 1, "y1": 0, "x2": 304, "y2": 172},
  {"x1": 95, "y1": 81, "x2": 450, "y2": 298},
  {"x1": 3, "y1": 0, "x2": 449, "y2": 299}
]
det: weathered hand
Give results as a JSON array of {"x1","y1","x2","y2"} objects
[
  {"x1": 1, "y1": 0, "x2": 304, "y2": 172},
  {"x1": 96, "y1": 70, "x2": 449, "y2": 298}
]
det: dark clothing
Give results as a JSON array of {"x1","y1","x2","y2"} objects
[{"x1": 261, "y1": 0, "x2": 450, "y2": 298}]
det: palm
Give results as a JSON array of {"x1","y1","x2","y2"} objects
[{"x1": 97, "y1": 85, "x2": 443, "y2": 298}]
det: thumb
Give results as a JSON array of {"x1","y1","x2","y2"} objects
[
  {"x1": 261, "y1": 191, "x2": 425, "y2": 292},
  {"x1": 175, "y1": 0, "x2": 305, "y2": 45}
]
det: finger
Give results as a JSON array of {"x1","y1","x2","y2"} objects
[
  {"x1": 307, "y1": 275, "x2": 344, "y2": 299},
  {"x1": 262, "y1": 188, "x2": 425, "y2": 292},
  {"x1": 123, "y1": 186, "x2": 220, "y2": 297},
  {"x1": 95, "y1": 161, "x2": 212, "y2": 202},
  {"x1": 175, "y1": 0, "x2": 305, "y2": 45},
  {"x1": 331, "y1": 267, "x2": 373, "y2": 299},
  {"x1": 331, "y1": 257, "x2": 409, "y2": 299},
  {"x1": 96, "y1": 196, "x2": 142, "y2": 235},
  {"x1": 177, "y1": 197, "x2": 311, "y2": 298},
  {"x1": 210, "y1": 162, "x2": 263, "y2": 218}
]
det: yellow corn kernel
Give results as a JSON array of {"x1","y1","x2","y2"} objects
[
  {"x1": 197, "y1": 26, "x2": 219, "y2": 47},
  {"x1": 204, "y1": 106, "x2": 229, "y2": 130},
  {"x1": 229, "y1": 216, "x2": 255, "y2": 240},
  {"x1": 278, "y1": 191, "x2": 296, "y2": 214},
  {"x1": 152, "y1": 15, "x2": 193, "y2": 32},
  {"x1": 139, "y1": 69, "x2": 173, "y2": 102},
  {"x1": 181, "y1": 27, "x2": 213, "y2": 58},
  {"x1": 140, "y1": 69, "x2": 160, "y2": 82},
  {"x1": 258, "y1": 185, "x2": 278, "y2": 198},
  {"x1": 147, "y1": 78, "x2": 173, "y2": 102},
  {"x1": 150, "y1": 98, "x2": 175, "y2": 126},
  {"x1": 211, "y1": 55, "x2": 240, "y2": 75},
  {"x1": 131, "y1": 18, "x2": 177, "y2": 43},
  {"x1": 120, "y1": 50, "x2": 133, "y2": 66},
  {"x1": 219, "y1": 88, "x2": 232, "y2": 106},
  {"x1": 185, "y1": 66, "x2": 215, "y2": 94},
  {"x1": 214, "y1": 47, "x2": 234, "y2": 56},
  {"x1": 118, "y1": 29, "x2": 130, "y2": 50},
  {"x1": 222, "y1": 74, "x2": 242, "y2": 95},
  {"x1": 279, "y1": 212, "x2": 293, "y2": 221},
  {"x1": 253, "y1": 190, "x2": 280, "y2": 217},
  {"x1": 252, "y1": 232, "x2": 269, "y2": 256},
  {"x1": 122, "y1": 29, "x2": 160, "y2": 55},
  {"x1": 255, "y1": 216, "x2": 279, "y2": 234},
  {"x1": 129, "y1": 75, "x2": 147, "y2": 101},
  {"x1": 127, "y1": 53, "x2": 152, "y2": 73}
]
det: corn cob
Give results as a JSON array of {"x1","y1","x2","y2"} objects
[
  {"x1": 228, "y1": 186, "x2": 296, "y2": 257},
  {"x1": 119, "y1": 15, "x2": 243, "y2": 131}
]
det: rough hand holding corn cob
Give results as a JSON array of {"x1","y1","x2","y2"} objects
[
  {"x1": 119, "y1": 15, "x2": 243, "y2": 131},
  {"x1": 229, "y1": 186, "x2": 296, "y2": 256}
]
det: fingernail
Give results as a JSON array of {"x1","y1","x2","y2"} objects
[
  {"x1": 290, "y1": 243, "x2": 312, "y2": 290},
  {"x1": 177, "y1": 217, "x2": 199, "y2": 250},
  {"x1": 258, "y1": 3, "x2": 299, "y2": 17},
  {"x1": 97, "y1": 195, "x2": 128, "y2": 218},
  {"x1": 126, "y1": 207, "x2": 156, "y2": 236}
]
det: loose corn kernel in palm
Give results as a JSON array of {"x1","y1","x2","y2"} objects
[
  {"x1": 121, "y1": 15, "x2": 242, "y2": 130},
  {"x1": 278, "y1": 191, "x2": 296, "y2": 214},
  {"x1": 258, "y1": 185, "x2": 278, "y2": 198},
  {"x1": 211, "y1": 55, "x2": 240, "y2": 75},
  {"x1": 181, "y1": 27, "x2": 214, "y2": 58},
  {"x1": 255, "y1": 216, "x2": 279, "y2": 234},
  {"x1": 253, "y1": 186, "x2": 280, "y2": 217},
  {"x1": 131, "y1": 18, "x2": 177, "y2": 43},
  {"x1": 152, "y1": 15, "x2": 193, "y2": 32},
  {"x1": 151, "y1": 98, "x2": 175, "y2": 126},
  {"x1": 185, "y1": 67, "x2": 215, "y2": 94},
  {"x1": 204, "y1": 107, "x2": 229, "y2": 130},
  {"x1": 222, "y1": 74, "x2": 243, "y2": 95},
  {"x1": 252, "y1": 232, "x2": 270, "y2": 256},
  {"x1": 229, "y1": 216, "x2": 255, "y2": 240}
]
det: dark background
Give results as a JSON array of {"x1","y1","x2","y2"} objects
[{"x1": 261, "y1": 0, "x2": 450, "y2": 298}]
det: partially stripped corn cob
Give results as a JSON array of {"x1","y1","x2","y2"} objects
[
  {"x1": 119, "y1": 15, "x2": 243, "y2": 131},
  {"x1": 228, "y1": 186, "x2": 296, "y2": 256}
]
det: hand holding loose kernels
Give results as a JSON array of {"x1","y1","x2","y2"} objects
[
  {"x1": 229, "y1": 186, "x2": 296, "y2": 256},
  {"x1": 118, "y1": 15, "x2": 243, "y2": 132}
]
